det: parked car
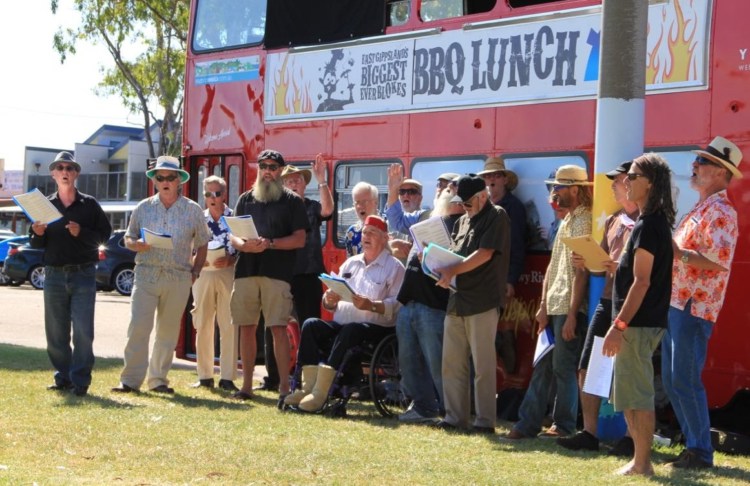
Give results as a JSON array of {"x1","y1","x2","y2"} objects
[
  {"x1": 0, "y1": 235, "x2": 29, "y2": 285},
  {"x1": 0, "y1": 229, "x2": 18, "y2": 240},
  {"x1": 96, "y1": 230, "x2": 136, "y2": 296},
  {"x1": 4, "y1": 241, "x2": 44, "y2": 289}
]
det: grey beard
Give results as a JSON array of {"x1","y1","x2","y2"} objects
[{"x1": 254, "y1": 177, "x2": 283, "y2": 202}]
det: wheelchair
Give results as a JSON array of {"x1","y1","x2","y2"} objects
[{"x1": 285, "y1": 331, "x2": 408, "y2": 418}]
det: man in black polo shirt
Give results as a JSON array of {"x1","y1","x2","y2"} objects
[
  {"x1": 434, "y1": 174, "x2": 510, "y2": 433},
  {"x1": 30, "y1": 151, "x2": 112, "y2": 397},
  {"x1": 229, "y1": 149, "x2": 309, "y2": 406}
]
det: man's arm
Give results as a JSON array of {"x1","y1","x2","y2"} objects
[
  {"x1": 672, "y1": 239, "x2": 728, "y2": 272},
  {"x1": 313, "y1": 153, "x2": 334, "y2": 218}
]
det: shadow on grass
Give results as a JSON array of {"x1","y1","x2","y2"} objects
[{"x1": 0, "y1": 343, "x2": 124, "y2": 371}]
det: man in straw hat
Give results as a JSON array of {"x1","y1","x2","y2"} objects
[
  {"x1": 31, "y1": 151, "x2": 112, "y2": 397},
  {"x1": 113, "y1": 156, "x2": 211, "y2": 394},
  {"x1": 662, "y1": 136, "x2": 743, "y2": 469},
  {"x1": 503, "y1": 164, "x2": 592, "y2": 440},
  {"x1": 478, "y1": 157, "x2": 526, "y2": 299}
]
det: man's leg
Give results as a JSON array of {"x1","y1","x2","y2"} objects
[
  {"x1": 43, "y1": 267, "x2": 73, "y2": 387},
  {"x1": 467, "y1": 307, "x2": 499, "y2": 429},
  {"x1": 147, "y1": 278, "x2": 192, "y2": 389},
  {"x1": 120, "y1": 275, "x2": 159, "y2": 389},
  {"x1": 191, "y1": 272, "x2": 217, "y2": 381},
  {"x1": 618, "y1": 409, "x2": 655, "y2": 476},
  {"x1": 270, "y1": 325, "x2": 291, "y2": 395},
  {"x1": 215, "y1": 269, "x2": 238, "y2": 382},
  {"x1": 68, "y1": 266, "x2": 97, "y2": 390},
  {"x1": 550, "y1": 312, "x2": 586, "y2": 434},
  {"x1": 442, "y1": 314, "x2": 471, "y2": 429},
  {"x1": 238, "y1": 324, "x2": 258, "y2": 393}
]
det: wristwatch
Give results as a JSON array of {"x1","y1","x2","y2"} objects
[
  {"x1": 614, "y1": 317, "x2": 628, "y2": 331},
  {"x1": 371, "y1": 302, "x2": 378, "y2": 312},
  {"x1": 269, "y1": 238, "x2": 275, "y2": 249},
  {"x1": 680, "y1": 251, "x2": 689, "y2": 264}
]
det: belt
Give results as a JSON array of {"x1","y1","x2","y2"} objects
[{"x1": 47, "y1": 263, "x2": 95, "y2": 272}]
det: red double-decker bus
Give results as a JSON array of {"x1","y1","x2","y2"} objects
[{"x1": 179, "y1": 0, "x2": 749, "y2": 431}]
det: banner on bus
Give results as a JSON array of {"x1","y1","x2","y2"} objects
[{"x1": 264, "y1": 0, "x2": 708, "y2": 122}]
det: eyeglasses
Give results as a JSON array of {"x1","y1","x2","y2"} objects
[
  {"x1": 258, "y1": 163, "x2": 280, "y2": 171},
  {"x1": 695, "y1": 156, "x2": 721, "y2": 168},
  {"x1": 399, "y1": 188, "x2": 420, "y2": 196},
  {"x1": 204, "y1": 190, "x2": 223, "y2": 198},
  {"x1": 155, "y1": 174, "x2": 179, "y2": 182},
  {"x1": 551, "y1": 184, "x2": 569, "y2": 192},
  {"x1": 54, "y1": 165, "x2": 77, "y2": 172},
  {"x1": 626, "y1": 172, "x2": 648, "y2": 181},
  {"x1": 462, "y1": 195, "x2": 478, "y2": 208}
]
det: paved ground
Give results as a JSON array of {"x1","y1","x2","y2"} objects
[{"x1": 0, "y1": 284, "x2": 267, "y2": 381}]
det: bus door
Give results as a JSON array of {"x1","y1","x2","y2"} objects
[{"x1": 189, "y1": 154, "x2": 245, "y2": 210}]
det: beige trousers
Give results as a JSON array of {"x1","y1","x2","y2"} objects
[
  {"x1": 442, "y1": 307, "x2": 499, "y2": 429},
  {"x1": 190, "y1": 268, "x2": 237, "y2": 381}
]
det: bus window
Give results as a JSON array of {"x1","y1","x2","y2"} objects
[
  {"x1": 195, "y1": 165, "x2": 209, "y2": 208},
  {"x1": 388, "y1": 0, "x2": 410, "y2": 26},
  {"x1": 334, "y1": 162, "x2": 392, "y2": 248},
  {"x1": 653, "y1": 150, "x2": 700, "y2": 224},
  {"x1": 420, "y1": 0, "x2": 496, "y2": 22},
  {"x1": 192, "y1": 0, "x2": 266, "y2": 52},
  {"x1": 227, "y1": 164, "x2": 241, "y2": 210},
  {"x1": 411, "y1": 157, "x2": 484, "y2": 210},
  {"x1": 508, "y1": 0, "x2": 563, "y2": 8},
  {"x1": 504, "y1": 155, "x2": 588, "y2": 252}
]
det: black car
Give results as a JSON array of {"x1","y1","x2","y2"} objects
[
  {"x1": 3, "y1": 241, "x2": 45, "y2": 289},
  {"x1": 96, "y1": 230, "x2": 136, "y2": 296}
]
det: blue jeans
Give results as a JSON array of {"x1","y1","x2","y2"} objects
[
  {"x1": 515, "y1": 313, "x2": 586, "y2": 436},
  {"x1": 396, "y1": 301, "x2": 445, "y2": 417},
  {"x1": 662, "y1": 303, "x2": 714, "y2": 464},
  {"x1": 44, "y1": 264, "x2": 97, "y2": 388}
]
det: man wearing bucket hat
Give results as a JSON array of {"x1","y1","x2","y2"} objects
[
  {"x1": 433, "y1": 174, "x2": 510, "y2": 433},
  {"x1": 504, "y1": 164, "x2": 592, "y2": 440},
  {"x1": 30, "y1": 151, "x2": 112, "y2": 397},
  {"x1": 252, "y1": 155, "x2": 334, "y2": 393},
  {"x1": 478, "y1": 157, "x2": 526, "y2": 300},
  {"x1": 385, "y1": 164, "x2": 427, "y2": 235},
  {"x1": 113, "y1": 156, "x2": 210, "y2": 394},
  {"x1": 662, "y1": 136, "x2": 743, "y2": 469},
  {"x1": 229, "y1": 149, "x2": 309, "y2": 406}
]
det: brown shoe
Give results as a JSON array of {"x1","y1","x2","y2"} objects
[{"x1": 499, "y1": 429, "x2": 532, "y2": 441}]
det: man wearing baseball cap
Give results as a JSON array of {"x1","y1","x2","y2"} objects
[
  {"x1": 663, "y1": 136, "x2": 743, "y2": 469},
  {"x1": 434, "y1": 174, "x2": 510, "y2": 434}
]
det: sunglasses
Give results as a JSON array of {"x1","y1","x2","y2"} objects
[
  {"x1": 626, "y1": 172, "x2": 648, "y2": 181},
  {"x1": 258, "y1": 163, "x2": 280, "y2": 171},
  {"x1": 204, "y1": 190, "x2": 223, "y2": 198},
  {"x1": 399, "y1": 188, "x2": 420, "y2": 196},
  {"x1": 54, "y1": 165, "x2": 77, "y2": 172},
  {"x1": 551, "y1": 184, "x2": 569, "y2": 192},
  {"x1": 462, "y1": 195, "x2": 478, "y2": 208},
  {"x1": 155, "y1": 174, "x2": 179, "y2": 182},
  {"x1": 695, "y1": 156, "x2": 721, "y2": 168}
]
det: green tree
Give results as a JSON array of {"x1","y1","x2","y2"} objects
[{"x1": 51, "y1": 0, "x2": 188, "y2": 158}]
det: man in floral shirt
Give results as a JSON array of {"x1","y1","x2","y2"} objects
[{"x1": 663, "y1": 136, "x2": 743, "y2": 469}]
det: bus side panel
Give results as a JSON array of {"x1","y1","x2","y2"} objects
[
  {"x1": 645, "y1": 90, "x2": 711, "y2": 147},
  {"x1": 410, "y1": 109, "x2": 494, "y2": 156},
  {"x1": 332, "y1": 117, "x2": 408, "y2": 158},
  {"x1": 265, "y1": 121, "x2": 332, "y2": 159}
]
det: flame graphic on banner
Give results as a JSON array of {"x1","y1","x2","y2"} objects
[
  {"x1": 272, "y1": 54, "x2": 313, "y2": 116},
  {"x1": 647, "y1": 0, "x2": 699, "y2": 84}
]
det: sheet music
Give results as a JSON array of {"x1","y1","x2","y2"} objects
[
  {"x1": 221, "y1": 215, "x2": 259, "y2": 240},
  {"x1": 533, "y1": 326, "x2": 555, "y2": 367},
  {"x1": 561, "y1": 235, "x2": 611, "y2": 272},
  {"x1": 421, "y1": 243, "x2": 464, "y2": 291},
  {"x1": 12, "y1": 188, "x2": 63, "y2": 225},
  {"x1": 582, "y1": 336, "x2": 614, "y2": 398},
  {"x1": 141, "y1": 228, "x2": 174, "y2": 250},
  {"x1": 319, "y1": 273, "x2": 356, "y2": 302},
  {"x1": 408, "y1": 216, "x2": 451, "y2": 252},
  {"x1": 204, "y1": 242, "x2": 226, "y2": 271}
]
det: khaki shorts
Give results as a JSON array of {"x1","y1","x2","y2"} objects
[
  {"x1": 230, "y1": 276, "x2": 293, "y2": 327},
  {"x1": 612, "y1": 327, "x2": 665, "y2": 412}
]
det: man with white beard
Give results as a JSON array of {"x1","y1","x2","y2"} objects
[{"x1": 229, "y1": 150, "x2": 309, "y2": 407}]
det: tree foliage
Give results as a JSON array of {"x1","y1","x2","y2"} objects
[{"x1": 51, "y1": 0, "x2": 189, "y2": 158}]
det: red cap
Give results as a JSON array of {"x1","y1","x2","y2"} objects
[{"x1": 364, "y1": 215, "x2": 387, "y2": 233}]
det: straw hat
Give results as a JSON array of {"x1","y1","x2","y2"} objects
[
  {"x1": 544, "y1": 165, "x2": 592, "y2": 186},
  {"x1": 281, "y1": 165, "x2": 312, "y2": 184},
  {"x1": 146, "y1": 156, "x2": 190, "y2": 183},
  {"x1": 399, "y1": 178, "x2": 423, "y2": 193},
  {"x1": 692, "y1": 136, "x2": 743, "y2": 179},
  {"x1": 477, "y1": 157, "x2": 519, "y2": 191}
]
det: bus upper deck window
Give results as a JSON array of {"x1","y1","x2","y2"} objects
[
  {"x1": 388, "y1": 0, "x2": 410, "y2": 26},
  {"x1": 507, "y1": 0, "x2": 561, "y2": 7},
  {"x1": 192, "y1": 0, "x2": 266, "y2": 52},
  {"x1": 420, "y1": 0, "x2": 495, "y2": 22}
]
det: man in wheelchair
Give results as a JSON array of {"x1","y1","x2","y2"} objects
[{"x1": 285, "y1": 215, "x2": 406, "y2": 412}]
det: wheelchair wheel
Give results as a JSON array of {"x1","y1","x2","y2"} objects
[{"x1": 369, "y1": 333, "x2": 409, "y2": 418}]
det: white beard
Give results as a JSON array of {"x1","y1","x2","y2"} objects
[{"x1": 254, "y1": 176, "x2": 283, "y2": 203}]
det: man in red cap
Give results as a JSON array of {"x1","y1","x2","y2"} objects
[{"x1": 285, "y1": 215, "x2": 405, "y2": 412}]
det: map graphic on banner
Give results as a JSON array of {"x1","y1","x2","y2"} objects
[{"x1": 264, "y1": 0, "x2": 708, "y2": 122}]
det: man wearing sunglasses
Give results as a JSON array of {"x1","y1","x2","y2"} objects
[
  {"x1": 229, "y1": 149, "x2": 309, "y2": 407},
  {"x1": 113, "y1": 156, "x2": 211, "y2": 395},
  {"x1": 433, "y1": 174, "x2": 510, "y2": 433},
  {"x1": 662, "y1": 136, "x2": 743, "y2": 469},
  {"x1": 30, "y1": 151, "x2": 112, "y2": 397},
  {"x1": 189, "y1": 176, "x2": 239, "y2": 392}
]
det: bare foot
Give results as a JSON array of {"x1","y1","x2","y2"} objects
[{"x1": 615, "y1": 461, "x2": 654, "y2": 477}]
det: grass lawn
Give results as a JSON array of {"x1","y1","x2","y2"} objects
[{"x1": 1, "y1": 343, "x2": 749, "y2": 485}]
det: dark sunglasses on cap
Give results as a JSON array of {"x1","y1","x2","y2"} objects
[
  {"x1": 54, "y1": 165, "x2": 77, "y2": 172},
  {"x1": 259, "y1": 162, "x2": 280, "y2": 171},
  {"x1": 204, "y1": 190, "x2": 223, "y2": 198},
  {"x1": 695, "y1": 156, "x2": 721, "y2": 168},
  {"x1": 399, "y1": 188, "x2": 420, "y2": 196},
  {"x1": 155, "y1": 174, "x2": 179, "y2": 182}
]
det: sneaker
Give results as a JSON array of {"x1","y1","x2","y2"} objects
[
  {"x1": 398, "y1": 407, "x2": 439, "y2": 424},
  {"x1": 557, "y1": 430, "x2": 599, "y2": 451},
  {"x1": 671, "y1": 450, "x2": 712, "y2": 469},
  {"x1": 607, "y1": 436, "x2": 635, "y2": 457}
]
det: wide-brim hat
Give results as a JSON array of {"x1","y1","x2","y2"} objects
[
  {"x1": 49, "y1": 151, "x2": 81, "y2": 172},
  {"x1": 281, "y1": 165, "x2": 311, "y2": 184},
  {"x1": 399, "y1": 178, "x2": 423, "y2": 193},
  {"x1": 544, "y1": 164, "x2": 593, "y2": 186},
  {"x1": 437, "y1": 172, "x2": 460, "y2": 182},
  {"x1": 605, "y1": 161, "x2": 633, "y2": 180},
  {"x1": 477, "y1": 157, "x2": 519, "y2": 191},
  {"x1": 692, "y1": 136, "x2": 743, "y2": 179},
  {"x1": 146, "y1": 155, "x2": 190, "y2": 183},
  {"x1": 450, "y1": 174, "x2": 487, "y2": 203}
]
